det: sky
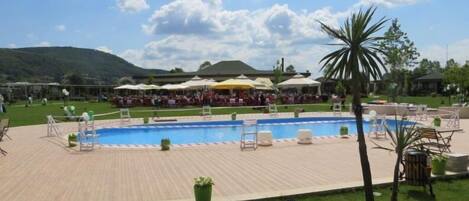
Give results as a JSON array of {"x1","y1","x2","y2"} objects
[{"x1": 1, "y1": 0, "x2": 469, "y2": 77}]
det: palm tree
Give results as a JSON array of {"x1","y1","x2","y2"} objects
[
  {"x1": 318, "y1": 7, "x2": 388, "y2": 201},
  {"x1": 373, "y1": 117, "x2": 421, "y2": 201}
]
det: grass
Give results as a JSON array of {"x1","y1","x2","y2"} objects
[
  {"x1": 267, "y1": 178, "x2": 469, "y2": 201},
  {"x1": 0, "y1": 95, "x2": 452, "y2": 127}
]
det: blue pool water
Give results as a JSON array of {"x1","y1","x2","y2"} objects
[{"x1": 96, "y1": 117, "x2": 409, "y2": 145}]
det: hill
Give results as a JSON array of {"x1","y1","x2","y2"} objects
[{"x1": 0, "y1": 47, "x2": 167, "y2": 84}]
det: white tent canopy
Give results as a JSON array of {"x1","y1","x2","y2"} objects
[
  {"x1": 278, "y1": 74, "x2": 321, "y2": 88},
  {"x1": 181, "y1": 76, "x2": 217, "y2": 89},
  {"x1": 278, "y1": 74, "x2": 321, "y2": 95},
  {"x1": 114, "y1": 84, "x2": 161, "y2": 90},
  {"x1": 161, "y1": 84, "x2": 188, "y2": 90},
  {"x1": 114, "y1": 84, "x2": 139, "y2": 90}
]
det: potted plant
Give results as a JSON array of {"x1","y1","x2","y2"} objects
[
  {"x1": 340, "y1": 126, "x2": 349, "y2": 138},
  {"x1": 194, "y1": 176, "x2": 214, "y2": 201},
  {"x1": 231, "y1": 112, "x2": 236, "y2": 121},
  {"x1": 161, "y1": 138, "x2": 171, "y2": 151},
  {"x1": 431, "y1": 154, "x2": 447, "y2": 175},
  {"x1": 68, "y1": 133, "x2": 77, "y2": 147},
  {"x1": 433, "y1": 116, "x2": 441, "y2": 127},
  {"x1": 143, "y1": 116, "x2": 149, "y2": 124}
]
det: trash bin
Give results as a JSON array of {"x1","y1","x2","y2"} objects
[{"x1": 404, "y1": 150, "x2": 431, "y2": 186}]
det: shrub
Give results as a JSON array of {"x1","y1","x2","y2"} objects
[
  {"x1": 194, "y1": 176, "x2": 214, "y2": 187},
  {"x1": 143, "y1": 117, "x2": 149, "y2": 124}
]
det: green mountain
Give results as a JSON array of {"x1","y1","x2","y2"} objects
[{"x1": 0, "y1": 47, "x2": 167, "y2": 84}]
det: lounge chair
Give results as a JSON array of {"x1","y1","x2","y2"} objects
[
  {"x1": 120, "y1": 108, "x2": 131, "y2": 124},
  {"x1": 369, "y1": 115, "x2": 387, "y2": 139},
  {"x1": 333, "y1": 103, "x2": 342, "y2": 116},
  {"x1": 297, "y1": 129, "x2": 313, "y2": 144},
  {"x1": 0, "y1": 119, "x2": 11, "y2": 141}
]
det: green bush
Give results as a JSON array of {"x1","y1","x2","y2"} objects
[
  {"x1": 161, "y1": 138, "x2": 171, "y2": 151},
  {"x1": 143, "y1": 116, "x2": 149, "y2": 124}
]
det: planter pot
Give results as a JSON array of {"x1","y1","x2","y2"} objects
[
  {"x1": 432, "y1": 158, "x2": 447, "y2": 175},
  {"x1": 433, "y1": 118, "x2": 441, "y2": 127},
  {"x1": 340, "y1": 127, "x2": 348, "y2": 136},
  {"x1": 194, "y1": 185, "x2": 212, "y2": 201},
  {"x1": 68, "y1": 139, "x2": 77, "y2": 147},
  {"x1": 231, "y1": 114, "x2": 236, "y2": 121},
  {"x1": 294, "y1": 111, "x2": 299, "y2": 118},
  {"x1": 161, "y1": 139, "x2": 171, "y2": 151}
]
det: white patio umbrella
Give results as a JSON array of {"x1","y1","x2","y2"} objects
[
  {"x1": 161, "y1": 84, "x2": 188, "y2": 90},
  {"x1": 278, "y1": 74, "x2": 321, "y2": 95},
  {"x1": 211, "y1": 74, "x2": 266, "y2": 90},
  {"x1": 278, "y1": 74, "x2": 321, "y2": 88},
  {"x1": 181, "y1": 76, "x2": 217, "y2": 89}
]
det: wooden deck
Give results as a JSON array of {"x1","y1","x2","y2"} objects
[{"x1": 0, "y1": 118, "x2": 468, "y2": 201}]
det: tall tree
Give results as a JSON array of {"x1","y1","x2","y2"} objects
[
  {"x1": 199, "y1": 61, "x2": 211, "y2": 71},
  {"x1": 62, "y1": 72, "x2": 84, "y2": 85},
  {"x1": 169, "y1": 67, "x2": 184, "y2": 73},
  {"x1": 413, "y1": 58, "x2": 442, "y2": 78},
  {"x1": 379, "y1": 19, "x2": 419, "y2": 99},
  {"x1": 318, "y1": 7, "x2": 388, "y2": 201},
  {"x1": 273, "y1": 66, "x2": 283, "y2": 84},
  {"x1": 286, "y1": 64, "x2": 296, "y2": 73},
  {"x1": 117, "y1": 76, "x2": 135, "y2": 85},
  {"x1": 146, "y1": 74, "x2": 156, "y2": 84}
]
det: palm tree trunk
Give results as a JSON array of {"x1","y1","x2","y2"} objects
[
  {"x1": 391, "y1": 152, "x2": 403, "y2": 201},
  {"x1": 352, "y1": 87, "x2": 374, "y2": 201}
]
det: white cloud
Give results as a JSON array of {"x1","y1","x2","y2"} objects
[
  {"x1": 133, "y1": 0, "x2": 349, "y2": 77},
  {"x1": 117, "y1": 0, "x2": 149, "y2": 12},
  {"x1": 420, "y1": 38, "x2": 469, "y2": 65},
  {"x1": 36, "y1": 41, "x2": 51, "y2": 47},
  {"x1": 7, "y1": 43, "x2": 16, "y2": 48},
  {"x1": 96, "y1": 46, "x2": 113, "y2": 53},
  {"x1": 357, "y1": 0, "x2": 421, "y2": 8},
  {"x1": 120, "y1": 49, "x2": 144, "y2": 66},
  {"x1": 55, "y1": 24, "x2": 66, "y2": 32}
]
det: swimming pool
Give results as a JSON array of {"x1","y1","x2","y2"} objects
[{"x1": 96, "y1": 117, "x2": 409, "y2": 145}]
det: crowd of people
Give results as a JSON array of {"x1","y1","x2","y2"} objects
[{"x1": 111, "y1": 91, "x2": 328, "y2": 108}]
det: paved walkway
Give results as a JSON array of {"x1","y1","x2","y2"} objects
[{"x1": 0, "y1": 114, "x2": 468, "y2": 201}]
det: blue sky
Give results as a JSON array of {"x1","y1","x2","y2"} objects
[{"x1": 1, "y1": 0, "x2": 469, "y2": 77}]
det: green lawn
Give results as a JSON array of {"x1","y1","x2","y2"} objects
[
  {"x1": 267, "y1": 178, "x2": 469, "y2": 201},
  {"x1": 0, "y1": 95, "x2": 452, "y2": 127}
]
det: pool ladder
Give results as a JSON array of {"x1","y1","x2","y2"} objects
[{"x1": 240, "y1": 119, "x2": 258, "y2": 151}]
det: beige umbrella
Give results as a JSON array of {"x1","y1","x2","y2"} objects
[{"x1": 181, "y1": 76, "x2": 217, "y2": 89}]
